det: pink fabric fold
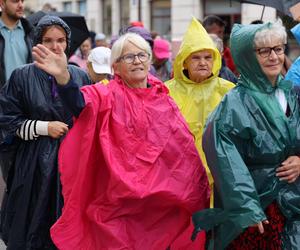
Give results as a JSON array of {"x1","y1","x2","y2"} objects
[{"x1": 51, "y1": 75, "x2": 210, "y2": 250}]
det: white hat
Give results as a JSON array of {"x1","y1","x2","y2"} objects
[
  {"x1": 95, "y1": 33, "x2": 106, "y2": 41},
  {"x1": 88, "y1": 47, "x2": 112, "y2": 74}
]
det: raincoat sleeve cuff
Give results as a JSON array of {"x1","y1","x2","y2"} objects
[{"x1": 36, "y1": 121, "x2": 49, "y2": 136}]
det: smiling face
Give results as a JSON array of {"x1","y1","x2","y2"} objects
[
  {"x1": 255, "y1": 39, "x2": 285, "y2": 85},
  {"x1": 183, "y1": 50, "x2": 214, "y2": 83},
  {"x1": 113, "y1": 41, "x2": 151, "y2": 88},
  {"x1": 41, "y1": 26, "x2": 67, "y2": 54}
]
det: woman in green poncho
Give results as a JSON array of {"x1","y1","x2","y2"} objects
[{"x1": 192, "y1": 20, "x2": 300, "y2": 249}]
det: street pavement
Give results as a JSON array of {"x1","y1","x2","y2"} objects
[{"x1": 0, "y1": 172, "x2": 6, "y2": 249}]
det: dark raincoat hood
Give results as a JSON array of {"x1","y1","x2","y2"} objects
[
  {"x1": 230, "y1": 22, "x2": 291, "y2": 93},
  {"x1": 230, "y1": 23, "x2": 293, "y2": 131},
  {"x1": 34, "y1": 15, "x2": 71, "y2": 55},
  {"x1": 192, "y1": 22, "x2": 300, "y2": 250}
]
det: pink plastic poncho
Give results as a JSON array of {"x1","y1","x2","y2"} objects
[{"x1": 50, "y1": 75, "x2": 210, "y2": 250}]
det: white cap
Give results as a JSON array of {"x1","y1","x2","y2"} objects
[
  {"x1": 88, "y1": 47, "x2": 112, "y2": 74},
  {"x1": 95, "y1": 33, "x2": 106, "y2": 41}
]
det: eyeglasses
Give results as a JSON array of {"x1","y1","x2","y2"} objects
[
  {"x1": 255, "y1": 45, "x2": 285, "y2": 58},
  {"x1": 117, "y1": 52, "x2": 150, "y2": 64}
]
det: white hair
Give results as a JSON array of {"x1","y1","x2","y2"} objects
[
  {"x1": 110, "y1": 33, "x2": 152, "y2": 66},
  {"x1": 254, "y1": 19, "x2": 287, "y2": 47},
  {"x1": 209, "y1": 33, "x2": 224, "y2": 53}
]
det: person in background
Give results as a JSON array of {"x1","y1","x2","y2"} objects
[
  {"x1": 69, "y1": 37, "x2": 92, "y2": 71},
  {"x1": 203, "y1": 15, "x2": 238, "y2": 75},
  {"x1": 152, "y1": 38, "x2": 172, "y2": 82},
  {"x1": 130, "y1": 21, "x2": 144, "y2": 27},
  {"x1": 0, "y1": 15, "x2": 90, "y2": 249},
  {"x1": 209, "y1": 33, "x2": 237, "y2": 84},
  {"x1": 0, "y1": 0, "x2": 33, "y2": 87},
  {"x1": 193, "y1": 20, "x2": 300, "y2": 250},
  {"x1": 284, "y1": 23, "x2": 300, "y2": 85},
  {"x1": 32, "y1": 32, "x2": 210, "y2": 249},
  {"x1": 94, "y1": 32, "x2": 108, "y2": 48},
  {"x1": 166, "y1": 17, "x2": 234, "y2": 249},
  {"x1": 86, "y1": 46, "x2": 112, "y2": 84}
]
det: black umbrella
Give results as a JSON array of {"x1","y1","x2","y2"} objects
[
  {"x1": 27, "y1": 10, "x2": 90, "y2": 56},
  {"x1": 231, "y1": 0, "x2": 300, "y2": 18}
]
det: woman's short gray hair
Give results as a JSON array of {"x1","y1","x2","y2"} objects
[
  {"x1": 254, "y1": 19, "x2": 287, "y2": 47},
  {"x1": 209, "y1": 33, "x2": 224, "y2": 53},
  {"x1": 111, "y1": 33, "x2": 152, "y2": 66}
]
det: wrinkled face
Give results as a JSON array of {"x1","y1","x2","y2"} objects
[
  {"x1": 183, "y1": 50, "x2": 214, "y2": 83},
  {"x1": 0, "y1": 0, "x2": 24, "y2": 21},
  {"x1": 113, "y1": 41, "x2": 151, "y2": 88},
  {"x1": 206, "y1": 23, "x2": 225, "y2": 39},
  {"x1": 41, "y1": 26, "x2": 67, "y2": 54},
  {"x1": 255, "y1": 40, "x2": 285, "y2": 85},
  {"x1": 80, "y1": 38, "x2": 92, "y2": 57}
]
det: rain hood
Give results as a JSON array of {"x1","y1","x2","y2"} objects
[
  {"x1": 192, "y1": 23, "x2": 300, "y2": 249},
  {"x1": 166, "y1": 17, "x2": 234, "y2": 191}
]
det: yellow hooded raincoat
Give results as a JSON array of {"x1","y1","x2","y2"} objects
[{"x1": 166, "y1": 18, "x2": 235, "y2": 204}]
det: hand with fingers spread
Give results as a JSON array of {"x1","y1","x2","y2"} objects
[
  {"x1": 32, "y1": 44, "x2": 70, "y2": 85},
  {"x1": 48, "y1": 121, "x2": 69, "y2": 139},
  {"x1": 276, "y1": 156, "x2": 300, "y2": 183},
  {"x1": 252, "y1": 220, "x2": 269, "y2": 234}
]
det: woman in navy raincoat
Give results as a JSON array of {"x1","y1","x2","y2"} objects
[
  {"x1": 0, "y1": 15, "x2": 90, "y2": 249},
  {"x1": 193, "y1": 20, "x2": 300, "y2": 249}
]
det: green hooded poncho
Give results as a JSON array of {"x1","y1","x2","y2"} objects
[{"x1": 192, "y1": 23, "x2": 300, "y2": 249}]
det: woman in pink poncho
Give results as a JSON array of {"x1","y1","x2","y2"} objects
[{"x1": 32, "y1": 33, "x2": 210, "y2": 250}]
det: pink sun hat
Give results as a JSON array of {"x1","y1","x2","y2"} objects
[{"x1": 153, "y1": 38, "x2": 171, "y2": 60}]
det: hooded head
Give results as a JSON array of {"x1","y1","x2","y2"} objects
[
  {"x1": 230, "y1": 21, "x2": 287, "y2": 93},
  {"x1": 34, "y1": 15, "x2": 71, "y2": 56},
  {"x1": 173, "y1": 17, "x2": 221, "y2": 84}
]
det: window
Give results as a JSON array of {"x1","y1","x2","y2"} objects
[
  {"x1": 120, "y1": 0, "x2": 130, "y2": 28},
  {"x1": 102, "y1": 0, "x2": 112, "y2": 35},
  {"x1": 78, "y1": 0, "x2": 87, "y2": 16},
  {"x1": 151, "y1": 0, "x2": 171, "y2": 39},
  {"x1": 63, "y1": 1, "x2": 72, "y2": 12}
]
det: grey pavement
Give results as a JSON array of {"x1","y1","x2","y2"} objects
[
  {"x1": 0, "y1": 172, "x2": 6, "y2": 250},
  {"x1": 0, "y1": 240, "x2": 5, "y2": 250}
]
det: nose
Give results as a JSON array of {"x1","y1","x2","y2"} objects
[
  {"x1": 18, "y1": 0, "x2": 24, "y2": 7},
  {"x1": 198, "y1": 58, "x2": 207, "y2": 65},
  {"x1": 269, "y1": 49, "x2": 278, "y2": 59},
  {"x1": 50, "y1": 41, "x2": 61, "y2": 52},
  {"x1": 132, "y1": 55, "x2": 141, "y2": 64}
]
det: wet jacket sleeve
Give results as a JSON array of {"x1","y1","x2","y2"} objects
[{"x1": 57, "y1": 79, "x2": 85, "y2": 117}]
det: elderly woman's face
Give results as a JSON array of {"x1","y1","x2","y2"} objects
[
  {"x1": 183, "y1": 50, "x2": 214, "y2": 83},
  {"x1": 255, "y1": 39, "x2": 285, "y2": 85},
  {"x1": 113, "y1": 41, "x2": 151, "y2": 88},
  {"x1": 42, "y1": 26, "x2": 67, "y2": 54}
]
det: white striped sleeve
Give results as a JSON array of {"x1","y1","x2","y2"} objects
[{"x1": 16, "y1": 120, "x2": 49, "y2": 140}]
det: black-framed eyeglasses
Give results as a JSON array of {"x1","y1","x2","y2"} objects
[
  {"x1": 117, "y1": 52, "x2": 150, "y2": 64},
  {"x1": 255, "y1": 44, "x2": 285, "y2": 58}
]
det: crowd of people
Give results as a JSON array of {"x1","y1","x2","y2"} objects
[{"x1": 0, "y1": 0, "x2": 300, "y2": 249}]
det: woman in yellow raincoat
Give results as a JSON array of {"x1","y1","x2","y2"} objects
[
  {"x1": 166, "y1": 17, "x2": 235, "y2": 249},
  {"x1": 166, "y1": 17, "x2": 234, "y2": 200}
]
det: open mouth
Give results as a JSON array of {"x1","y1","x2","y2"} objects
[{"x1": 131, "y1": 68, "x2": 144, "y2": 72}]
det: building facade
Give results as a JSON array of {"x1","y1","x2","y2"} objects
[{"x1": 25, "y1": 0, "x2": 277, "y2": 39}]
